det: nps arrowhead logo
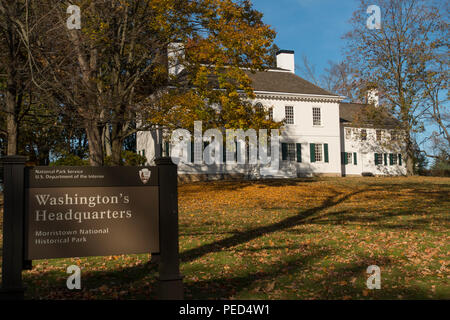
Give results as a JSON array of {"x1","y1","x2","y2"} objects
[{"x1": 138, "y1": 168, "x2": 151, "y2": 184}]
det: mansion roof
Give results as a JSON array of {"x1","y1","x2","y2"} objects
[
  {"x1": 245, "y1": 69, "x2": 340, "y2": 97},
  {"x1": 339, "y1": 102, "x2": 400, "y2": 129}
]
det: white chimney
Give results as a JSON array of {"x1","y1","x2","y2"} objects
[
  {"x1": 367, "y1": 88, "x2": 379, "y2": 107},
  {"x1": 276, "y1": 50, "x2": 295, "y2": 73},
  {"x1": 168, "y1": 42, "x2": 185, "y2": 76}
]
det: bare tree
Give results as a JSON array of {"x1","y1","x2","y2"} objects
[
  {"x1": 296, "y1": 55, "x2": 361, "y2": 102},
  {"x1": 296, "y1": 54, "x2": 319, "y2": 86},
  {"x1": 422, "y1": 52, "x2": 449, "y2": 149},
  {"x1": 322, "y1": 60, "x2": 362, "y2": 102},
  {"x1": 344, "y1": 0, "x2": 447, "y2": 175}
]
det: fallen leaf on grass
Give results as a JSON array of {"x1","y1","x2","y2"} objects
[{"x1": 265, "y1": 281, "x2": 275, "y2": 292}]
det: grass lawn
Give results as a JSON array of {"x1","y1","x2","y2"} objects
[{"x1": 0, "y1": 176, "x2": 449, "y2": 299}]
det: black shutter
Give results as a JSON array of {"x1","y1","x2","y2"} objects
[
  {"x1": 165, "y1": 141, "x2": 170, "y2": 157},
  {"x1": 236, "y1": 140, "x2": 240, "y2": 162},
  {"x1": 222, "y1": 144, "x2": 226, "y2": 163},
  {"x1": 281, "y1": 143, "x2": 287, "y2": 161},
  {"x1": 310, "y1": 143, "x2": 316, "y2": 162}
]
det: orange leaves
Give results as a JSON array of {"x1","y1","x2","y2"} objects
[
  {"x1": 177, "y1": 176, "x2": 449, "y2": 299},
  {"x1": 14, "y1": 176, "x2": 450, "y2": 299},
  {"x1": 265, "y1": 281, "x2": 275, "y2": 292}
]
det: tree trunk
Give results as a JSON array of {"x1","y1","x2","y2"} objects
[
  {"x1": 5, "y1": 76, "x2": 21, "y2": 156},
  {"x1": 38, "y1": 145, "x2": 50, "y2": 165},
  {"x1": 110, "y1": 120, "x2": 126, "y2": 166},
  {"x1": 5, "y1": 106, "x2": 18, "y2": 155},
  {"x1": 85, "y1": 120, "x2": 104, "y2": 166},
  {"x1": 405, "y1": 135, "x2": 415, "y2": 176},
  {"x1": 4, "y1": 17, "x2": 21, "y2": 156},
  {"x1": 111, "y1": 137, "x2": 124, "y2": 166},
  {"x1": 103, "y1": 124, "x2": 112, "y2": 157}
]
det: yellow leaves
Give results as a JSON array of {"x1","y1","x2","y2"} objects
[{"x1": 228, "y1": 91, "x2": 239, "y2": 99}]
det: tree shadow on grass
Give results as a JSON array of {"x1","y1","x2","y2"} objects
[
  {"x1": 22, "y1": 257, "x2": 159, "y2": 300},
  {"x1": 184, "y1": 244, "x2": 331, "y2": 300},
  {"x1": 311, "y1": 209, "x2": 450, "y2": 231},
  {"x1": 304, "y1": 183, "x2": 449, "y2": 232},
  {"x1": 20, "y1": 188, "x2": 365, "y2": 299},
  {"x1": 185, "y1": 253, "x2": 440, "y2": 299},
  {"x1": 180, "y1": 188, "x2": 368, "y2": 264},
  {"x1": 19, "y1": 179, "x2": 448, "y2": 299},
  {"x1": 364, "y1": 181, "x2": 450, "y2": 201},
  {"x1": 300, "y1": 255, "x2": 444, "y2": 299},
  {"x1": 180, "y1": 177, "x2": 319, "y2": 194}
]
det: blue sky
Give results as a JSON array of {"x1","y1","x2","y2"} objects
[
  {"x1": 252, "y1": 0, "x2": 446, "y2": 160},
  {"x1": 252, "y1": 0, "x2": 360, "y2": 75}
]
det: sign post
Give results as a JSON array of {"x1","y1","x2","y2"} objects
[
  {"x1": 0, "y1": 156, "x2": 27, "y2": 300},
  {"x1": 156, "y1": 157, "x2": 183, "y2": 300}
]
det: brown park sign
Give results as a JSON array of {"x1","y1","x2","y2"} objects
[
  {"x1": 1, "y1": 157, "x2": 183, "y2": 300},
  {"x1": 25, "y1": 166, "x2": 160, "y2": 259}
]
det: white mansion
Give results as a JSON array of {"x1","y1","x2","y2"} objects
[{"x1": 137, "y1": 50, "x2": 406, "y2": 179}]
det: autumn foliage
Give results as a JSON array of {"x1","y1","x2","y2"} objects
[{"x1": 1, "y1": 176, "x2": 448, "y2": 299}]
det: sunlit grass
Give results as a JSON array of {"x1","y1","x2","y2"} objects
[{"x1": 1, "y1": 176, "x2": 449, "y2": 299}]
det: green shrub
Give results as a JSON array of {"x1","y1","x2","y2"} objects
[
  {"x1": 104, "y1": 151, "x2": 147, "y2": 166},
  {"x1": 430, "y1": 162, "x2": 450, "y2": 177},
  {"x1": 50, "y1": 151, "x2": 147, "y2": 167},
  {"x1": 122, "y1": 150, "x2": 147, "y2": 166},
  {"x1": 430, "y1": 151, "x2": 450, "y2": 177}
]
